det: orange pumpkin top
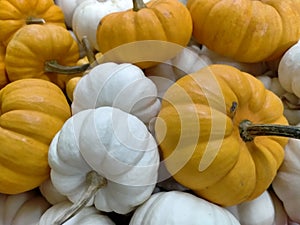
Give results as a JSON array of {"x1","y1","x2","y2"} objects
[
  {"x1": 96, "y1": 0, "x2": 193, "y2": 68},
  {"x1": 0, "y1": 0, "x2": 66, "y2": 46},
  {"x1": 187, "y1": 0, "x2": 300, "y2": 62},
  {"x1": 155, "y1": 64, "x2": 288, "y2": 206}
]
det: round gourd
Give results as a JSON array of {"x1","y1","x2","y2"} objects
[
  {"x1": 0, "y1": 190, "x2": 50, "y2": 225},
  {"x1": 38, "y1": 200, "x2": 115, "y2": 225},
  {"x1": 4, "y1": 24, "x2": 85, "y2": 90},
  {"x1": 187, "y1": 0, "x2": 300, "y2": 63},
  {"x1": 0, "y1": 78, "x2": 71, "y2": 194},
  {"x1": 154, "y1": 64, "x2": 289, "y2": 206},
  {"x1": 278, "y1": 40, "x2": 300, "y2": 98},
  {"x1": 48, "y1": 107, "x2": 159, "y2": 223},
  {"x1": 71, "y1": 62, "x2": 161, "y2": 124},
  {"x1": 129, "y1": 191, "x2": 241, "y2": 225},
  {"x1": 96, "y1": 0, "x2": 193, "y2": 68},
  {"x1": 272, "y1": 124, "x2": 300, "y2": 223},
  {"x1": 0, "y1": 0, "x2": 66, "y2": 46},
  {"x1": 39, "y1": 178, "x2": 68, "y2": 205}
]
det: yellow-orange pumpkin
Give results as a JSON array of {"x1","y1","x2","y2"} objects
[
  {"x1": 0, "y1": 78, "x2": 71, "y2": 194},
  {"x1": 155, "y1": 64, "x2": 289, "y2": 206},
  {"x1": 4, "y1": 24, "x2": 83, "y2": 90},
  {"x1": 0, "y1": 44, "x2": 8, "y2": 89},
  {"x1": 96, "y1": 0, "x2": 193, "y2": 68},
  {"x1": 0, "y1": 0, "x2": 66, "y2": 46},
  {"x1": 187, "y1": 0, "x2": 300, "y2": 63}
]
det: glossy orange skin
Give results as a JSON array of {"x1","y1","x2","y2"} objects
[
  {"x1": 0, "y1": 79, "x2": 71, "y2": 194},
  {"x1": 187, "y1": 0, "x2": 300, "y2": 63},
  {"x1": 155, "y1": 64, "x2": 288, "y2": 206}
]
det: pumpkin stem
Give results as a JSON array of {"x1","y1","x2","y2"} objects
[
  {"x1": 25, "y1": 17, "x2": 46, "y2": 24},
  {"x1": 82, "y1": 36, "x2": 96, "y2": 65},
  {"x1": 239, "y1": 119, "x2": 300, "y2": 142},
  {"x1": 44, "y1": 60, "x2": 89, "y2": 74},
  {"x1": 53, "y1": 171, "x2": 107, "y2": 225},
  {"x1": 132, "y1": 0, "x2": 147, "y2": 11}
]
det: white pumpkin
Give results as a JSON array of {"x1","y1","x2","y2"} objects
[
  {"x1": 71, "y1": 62, "x2": 161, "y2": 124},
  {"x1": 72, "y1": 0, "x2": 150, "y2": 51},
  {"x1": 129, "y1": 191, "x2": 241, "y2": 225},
  {"x1": 226, "y1": 190, "x2": 288, "y2": 225},
  {"x1": 278, "y1": 40, "x2": 300, "y2": 98},
  {"x1": 0, "y1": 190, "x2": 50, "y2": 225},
  {"x1": 39, "y1": 178, "x2": 68, "y2": 205},
  {"x1": 145, "y1": 43, "x2": 211, "y2": 98},
  {"x1": 55, "y1": 0, "x2": 88, "y2": 28},
  {"x1": 48, "y1": 107, "x2": 159, "y2": 217},
  {"x1": 38, "y1": 200, "x2": 115, "y2": 225},
  {"x1": 199, "y1": 45, "x2": 268, "y2": 76},
  {"x1": 272, "y1": 127, "x2": 300, "y2": 223}
]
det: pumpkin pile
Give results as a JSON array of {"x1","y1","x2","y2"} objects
[{"x1": 1, "y1": 0, "x2": 300, "y2": 224}]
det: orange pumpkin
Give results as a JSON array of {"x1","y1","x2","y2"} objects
[
  {"x1": 4, "y1": 24, "x2": 84, "y2": 90},
  {"x1": 155, "y1": 64, "x2": 289, "y2": 206},
  {"x1": 0, "y1": 78, "x2": 71, "y2": 194},
  {"x1": 96, "y1": 0, "x2": 193, "y2": 68},
  {"x1": 0, "y1": 0, "x2": 66, "y2": 46},
  {"x1": 187, "y1": 0, "x2": 300, "y2": 63},
  {"x1": 0, "y1": 44, "x2": 9, "y2": 89}
]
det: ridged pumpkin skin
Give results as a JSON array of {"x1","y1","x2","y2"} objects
[
  {"x1": 0, "y1": 79, "x2": 71, "y2": 194},
  {"x1": 154, "y1": 64, "x2": 288, "y2": 206},
  {"x1": 0, "y1": 44, "x2": 8, "y2": 89},
  {"x1": 187, "y1": 0, "x2": 300, "y2": 63},
  {"x1": 5, "y1": 24, "x2": 80, "y2": 90},
  {"x1": 96, "y1": 0, "x2": 192, "y2": 68},
  {"x1": 0, "y1": 0, "x2": 66, "y2": 46}
]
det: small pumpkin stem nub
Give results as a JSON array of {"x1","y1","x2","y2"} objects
[
  {"x1": 25, "y1": 17, "x2": 46, "y2": 24},
  {"x1": 44, "y1": 60, "x2": 89, "y2": 74},
  {"x1": 239, "y1": 119, "x2": 300, "y2": 142},
  {"x1": 53, "y1": 171, "x2": 107, "y2": 225},
  {"x1": 132, "y1": 0, "x2": 147, "y2": 11},
  {"x1": 229, "y1": 101, "x2": 238, "y2": 119}
]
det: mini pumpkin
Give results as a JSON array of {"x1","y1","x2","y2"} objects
[
  {"x1": 0, "y1": 190, "x2": 50, "y2": 225},
  {"x1": 48, "y1": 107, "x2": 159, "y2": 223},
  {"x1": 71, "y1": 62, "x2": 161, "y2": 124},
  {"x1": 129, "y1": 191, "x2": 240, "y2": 225},
  {"x1": 0, "y1": 78, "x2": 71, "y2": 194},
  {"x1": 38, "y1": 200, "x2": 115, "y2": 225},
  {"x1": 96, "y1": 0, "x2": 193, "y2": 68},
  {"x1": 0, "y1": 0, "x2": 66, "y2": 46},
  {"x1": 154, "y1": 64, "x2": 290, "y2": 206},
  {"x1": 187, "y1": 0, "x2": 300, "y2": 63},
  {"x1": 4, "y1": 24, "x2": 86, "y2": 90}
]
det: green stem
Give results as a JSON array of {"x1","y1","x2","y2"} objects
[
  {"x1": 132, "y1": 0, "x2": 147, "y2": 11},
  {"x1": 239, "y1": 120, "x2": 300, "y2": 142},
  {"x1": 25, "y1": 17, "x2": 46, "y2": 24},
  {"x1": 53, "y1": 171, "x2": 107, "y2": 225},
  {"x1": 81, "y1": 36, "x2": 96, "y2": 65},
  {"x1": 44, "y1": 60, "x2": 89, "y2": 74}
]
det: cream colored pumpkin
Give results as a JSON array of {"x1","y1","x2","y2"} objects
[
  {"x1": 129, "y1": 191, "x2": 241, "y2": 225},
  {"x1": 38, "y1": 200, "x2": 115, "y2": 225},
  {"x1": 0, "y1": 190, "x2": 50, "y2": 225},
  {"x1": 71, "y1": 62, "x2": 161, "y2": 124},
  {"x1": 48, "y1": 107, "x2": 159, "y2": 215},
  {"x1": 272, "y1": 126, "x2": 300, "y2": 223}
]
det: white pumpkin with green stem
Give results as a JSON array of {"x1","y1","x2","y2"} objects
[
  {"x1": 0, "y1": 190, "x2": 50, "y2": 225},
  {"x1": 272, "y1": 124, "x2": 300, "y2": 223},
  {"x1": 48, "y1": 107, "x2": 159, "y2": 224},
  {"x1": 38, "y1": 200, "x2": 115, "y2": 225},
  {"x1": 278, "y1": 40, "x2": 300, "y2": 98},
  {"x1": 71, "y1": 62, "x2": 161, "y2": 124},
  {"x1": 129, "y1": 191, "x2": 241, "y2": 225}
]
